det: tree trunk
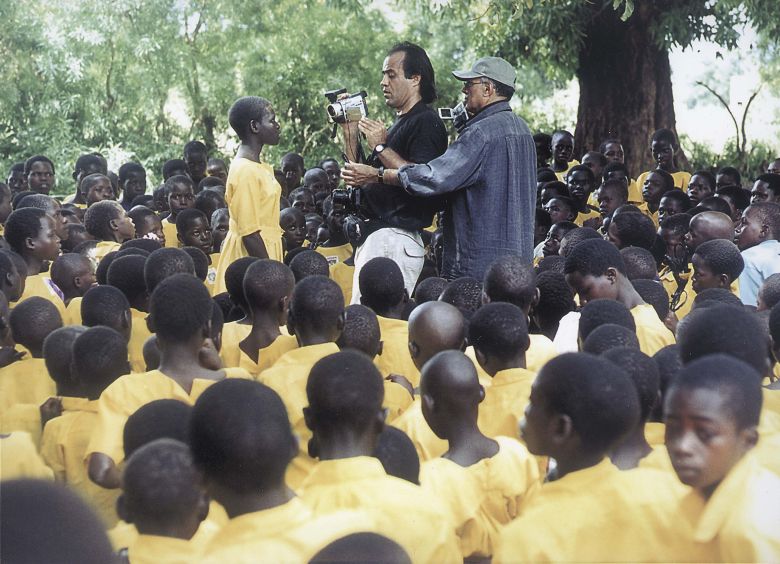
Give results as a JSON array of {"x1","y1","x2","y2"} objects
[{"x1": 574, "y1": 2, "x2": 687, "y2": 178}]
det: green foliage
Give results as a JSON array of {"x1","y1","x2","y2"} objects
[{"x1": 680, "y1": 134, "x2": 775, "y2": 180}]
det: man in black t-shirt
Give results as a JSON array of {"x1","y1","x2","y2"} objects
[{"x1": 340, "y1": 42, "x2": 447, "y2": 304}]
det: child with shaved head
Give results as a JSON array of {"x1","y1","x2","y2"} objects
[{"x1": 420, "y1": 350, "x2": 539, "y2": 558}]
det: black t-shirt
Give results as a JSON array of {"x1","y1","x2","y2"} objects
[{"x1": 360, "y1": 101, "x2": 448, "y2": 233}]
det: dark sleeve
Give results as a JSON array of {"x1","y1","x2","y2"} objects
[{"x1": 405, "y1": 113, "x2": 449, "y2": 164}]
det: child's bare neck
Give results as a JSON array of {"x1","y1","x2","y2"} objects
[
  {"x1": 550, "y1": 451, "x2": 605, "y2": 481},
  {"x1": 24, "y1": 256, "x2": 45, "y2": 275},
  {"x1": 609, "y1": 426, "x2": 652, "y2": 470},
  {"x1": 220, "y1": 485, "x2": 295, "y2": 519},
  {"x1": 240, "y1": 315, "x2": 281, "y2": 362},
  {"x1": 158, "y1": 347, "x2": 223, "y2": 390},
  {"x1": 443, "y1": 421, "x2": 499, "y2": 467}
]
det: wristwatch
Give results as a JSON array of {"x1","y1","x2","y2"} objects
[
  {"x1": 377, "y1": 166, "x2": 385, "y2": 184},
  {"x1": 375, "y1": 144, "x2": 386, "y2": 154}
]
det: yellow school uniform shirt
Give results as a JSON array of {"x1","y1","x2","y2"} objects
[
  {"x1": 202, "y1": 497, "x2": 373, "y2": 564},
  {"x1": 39, "y1": 399, "x2": 120, "y2": 527},
  {"x1": 420, "y1": 437, "x2": 540, "y2": 558},
  {"x1": 0, "y1": 357, "x2": 54, "y2": 412},
  {"x1": 300, "y1": 456, "x2": 461, "y2": 563},
  {"x1": 681, "y1": 453, "x2": 780, "y2": 561},
  {"x1": 314, "y1": 243, "x2": 352, "y2": 265},
  {"x1": 330, "y1": 261, "x2": 354, "y2": 305},
  {"x1": 375, "y1": 316, "x2": 420, "y2": 387},
  {"x1": 162, "y1": 217, "x2": 178, "y2": 248},
  {"x1": 65, "y1": 296, "x2": 82, "y2": 325},
  {"x1": 94, "y1": 240, "x2": 121, "y2": 262},
  {"x1": 628, "y1": 178, "x2": 643, "y2": 204},
  {"x1": 87, "y1": 368, "x2": 248, "y2": 465},
  {"x1": 477, "y1": 367, "x2": 535, "y2": 439},
  {"x1": 129, "y1": 308, "x2": 152, "y2": 373},
  {"x1": 237, "y1": 333, "x2": 298, "y2": 378},
  {"x1": 0, "y1": 403, "x2": 43, "y2": 448},
  {"x1": 494, "y1": 459, "x2": 702, "y2": 563},
  {"x1": 12, "y1": 272, "x2": 67, "y2": 322},
  {"x1": 573, "y1": 206, "x2": 602, "y2": 228},
  {"x1": 125, "y1": 534, "x2": 201, "y2": 564},
  {"x1": 637, "y1": 443, "x2": 675, "y2": 473},
  {"x1": 645, "y1": 420, "x2": 666, "y2": 446},
  {"x1": 109, "y1": 502, "x2": 224, "y2": 551},
  {"x1": 637, "y1": 169, "x2": 692, "y2": 193},
  {"x1": 553, "y1": 159, "x2": 580, "y2": 181},
  {"x1": 213, "y1": 158, "x2": 283, "y2": 294},
  {"x1": 217, "y1": 321, "x2": 252, "y2": 368},
  {"x1": 662, "y1": 270, "x2": 741, "y2": 321},
  {"x1": 0, "y1": 431, "x2": 53, "y2": 480},
  {"x1": 462, "y1": 336, "x2": 555, "y2": 382},
  {"x1": 205, "y1": 252, "x2": 220, "y2": 296},
  {"x1": 631, "y1": 303, "x2": 675, "y2": 356},
  {"x1": 392, "y1": 398, "x2": 447, "y2": 461},
  {"x1": 258, "y1": 342, "x2": 341, "y2": 488}
]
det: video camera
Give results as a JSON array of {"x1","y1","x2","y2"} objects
[
  {"x1": 438, "y1": 102, "x2": 469, "y2": 131},
  {"x1": 325, "y1": 88, "x2": 368, "y2": 124}
]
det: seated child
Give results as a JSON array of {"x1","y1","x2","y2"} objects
[
  {"x1": 565, "y1": 165, "x2": 601, "y2": 228},
  {"x1": 336, "y1": 304, "x2": 413, "y2": 422},
  {"x1": 600, "y1": 347, "x2": 662, "y2": 470},
  {"x1": 658, "y1": 189, "x2": 692, "y2": 225},
  {"x1": 565, "y1": 238, "x2": 674, "y2": 355},
  {"x1": 280, "y1": 206, "x2": 307, "y2": 253},
  {"x1": 194, "y1": 189, "x2": 226, "y2": 223},
  {"x1": 83, "y1": 200, "x2": 136, "y2": 261},
  {"x1": 143, "y1": 247, "x2": 195, "y2": 295},
  {"x1": 596, "y1": 178, "x2": 629, "y2": 227},
  {"x1": 81, "y1": 285, "x2": 132, "y2": 343},
  {"x1": 558, "y1": 226, "x2": 602, "y2": 257},
  {"x1": 607, "y1": 211, "x2": 657, "y2": 250},
  {"x1": 162, "y1": 175, "x2": 196, "y2": 247},
  {"x1": 439, "y1": 277, "x2": 482, "y2": 321},
  {"x1": 372, "y1": 426, "x2": 420, "y2": 484},
  {"x1": 289, "y1": 186, "x2": 316, "y2": 214},
  {"x1": 258, "y1": 275, "x2": 344, "y2": 487},
  {"x1": 5, "y1": 208, "x2": 66, "y2": 318},
  {"x1": 300, "y1": 351, "x2": 460, "y2": 562},
  {"x1": 175, "y1": 208, "x2": 218, "y2": 292},
  {"x1": 715, "y1": 184, "x2": 750, "y2": 223},
  {"x1": 483, "y1": 255, "x2": 558, "y2": 371},
  {"x1": 289, "y1": 250, "x2": 329, "y2": 282},
  {"x1": 531, "y1": 271, "x2": 575, "y2": 340},
  {"x1": 218, "y1": 256, "x2": 257, "y2": 366},
  {"x1": 86, "y1": 274, "x2": 238, "y2": 490},
  {"x1": 494, "y1": 353, "x2": 693, "y2": 563},
  {"x1": 1, "y1": 297, "x2": 63, "y2": 411},
  {"x1": 237, "y1": 258, "x2": 297, "y2": 375},
  {"x1": 413, "y1": 277, "x2": 449, "y2": 305},
  {"x1": 40, "y1": 326, "x2": 129, "y2": 526},
  {"x1": 50, "y1": 253, "x2": 96, "y2": 324},
  {"x1": 543, "y1": 196, "x2": 577, "y2": 225},
  {"x1": 690, "y1": 239, "x2": 744, "y2": 294},
  {"x1": 128, "y1": 206, "x2": 166, "y2": 246},
  {"x1": 359, "y1": 257, "x2": 418, "y2": 384},
  {"x1": 118, "y1": 439, "x2": 209, "y2": 563},
  {"x1": 735, "y1": 202, "x2": 780, "y2": 306},
  {"x1": 315, "y1": 196, "x2": 352, "y2": 264},
  {"x1": 0, "y1": 248, "x2": 23, "y2": 302},
  {"x1": 664, "y1": 354, "x2": 780, "y2": 560},
  {"x1": 419, "y1": 350, "x2": 539, "y2": 558},
  {"x1": 106, "y1": 255, "x2": 151, "y2": 372}
]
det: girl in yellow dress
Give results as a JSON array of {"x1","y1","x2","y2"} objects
[{"x1": 213, "y1": 97, "x2": 283, "y2": 294}]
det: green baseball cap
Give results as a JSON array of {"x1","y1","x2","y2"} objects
[{"x1": 452, "y1": 56, "x2": 516, "y2": 88}]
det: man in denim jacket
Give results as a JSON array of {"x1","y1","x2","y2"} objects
[{"x1": 344, "y1": 57, "x2": 537, "y2": 280}]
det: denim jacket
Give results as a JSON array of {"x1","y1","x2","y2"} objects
[{"x1": 397, "y1": 100, "x2": 537, "y2": 280}]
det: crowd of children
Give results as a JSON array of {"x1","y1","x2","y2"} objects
[{"x1": 1, "y1": 97, "x2": 780, "y2": 563}]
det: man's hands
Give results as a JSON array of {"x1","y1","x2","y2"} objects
[
  {"x1": 358, "y1": 118, "x2": 388, "y2": 151},
  {"x1": 342, "y1": 163, "x2": 380, "y2": 186}
]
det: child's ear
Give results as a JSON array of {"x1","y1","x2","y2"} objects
[
  {"x1": 531, "y1": 287, "x2": 541, "y2": 309},
  {"x1": 738, "y1": 425, "x2": 759, "y2": 452},
  {"x1": 478, "y1": 385, "x2": 486, "y2": 404},
  {"x1": 481, "y1": 289, "x2": 491, "y2": 306},
  {"x1": 474, "y1": 347, "x2": 488, "y2": 370},
  {"x1": 376, "y1": 340, "x2": 384, "y2": 357},
  {"x1": 422, "y1": 393, "x2": 435, "y2": 415},
  {"x1": 24, "y1": 235, "x2": 36, "y2": 253},
  {"x1": 458, "y1": 337, "x2": 467, "y2": 352},
  {"x1": 116, "y1": 494, "x2": 131, "y2": 524},
  {"x1": 336, "y1": 310, "x2": 345, "y2": 333},
  {"x1": 121, "y1": 309, "x2": 131, "y2": 330},
  {"x1": 401, "y1": 289, "x2": 409, "y2": 305},
  {"x1": 109, "y1": 218, "x2": 120, "y2": 232},
  {"x1": 177, "y1": 232, "x2": 185, "y2": 245},
  {"x1": 551, "y1": 413, "x2": 573, "y2": 446},
  {"x1": 146, "y1": 312, "x2": 156, "y2": 334},
  {"x1": 606, "y1": 266, "x2": 618, "y2": 285},
  {"x1": 717, "y1": 274, "x2": 730, "y2": 289},
  {"x1": 375, "y1": 408, "x2": 387, "y2": 434},
  {"x1": 408, "y1": 340, "x2": 420, "y2": 360}
]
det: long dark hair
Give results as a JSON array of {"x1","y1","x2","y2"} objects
[{"x1": 388, "y1": 42, "x2": 437, "y2": 104}]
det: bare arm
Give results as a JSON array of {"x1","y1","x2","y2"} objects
[
  {"x1": 87, "y1": 452, "x2": 121, "y2": 489},
  {"x1": 243, "y1": 232, "x2": 269, "y2": 259}
]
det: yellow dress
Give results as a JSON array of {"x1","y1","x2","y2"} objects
[
  {"x1": 218, "y1": 321, "x2": 252, "y2": 369},
  {"x1": 12, "y1": 272, "x2": 67, "y2": 323},
  {"x1": 213, "y1": 158, "x2": 283, "y2": 295},
  {"x1": 330, "y1": 262, "x2": 354, "y2": 305},
  {"x1": 553, "y1": 159, "x2": 580, "y2": 181},
  {"x1": 129, "y1": 308, "x2": 152, "y2": 373},
  {"x1": 65, "y1": 296, "x2": 82, "y2": 325},
  {"x1": 162, "y1": 217, "x2": 179, "y2": 248},
  {"x1": 631, "y1": 303, "x2": 675, "y2": 356},
  {"x1": 477, "y1": 368, "x2": 536, "y2": 439},
  {"x1": 314, "y1": 243, "x2": 352, "y2": 265}
]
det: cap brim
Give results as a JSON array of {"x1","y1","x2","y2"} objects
[{"x1": 452, "y1": 70, "x2": 481, "y2": 80}]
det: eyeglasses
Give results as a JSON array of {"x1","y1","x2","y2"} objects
[{"x1": 463, "y1": 79, "x2": 485, "y2": 89}]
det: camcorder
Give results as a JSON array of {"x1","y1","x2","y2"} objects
[
  {"x1": 438, "y1": 102, "x2": 469, "y2": 131},
  {"x1": 325, "y1": 89, "x2": 369, "y2": 124},
  {"x1": 331, "y1": 186, "x2": 366, "y2": 246}
]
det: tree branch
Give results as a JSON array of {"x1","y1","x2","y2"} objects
[
  {"x1": 740, "y1": 85, "x2": 761, "y2": 156},
  {"x1": 695, "y1": 80, "x2": 740, "y2": 151}
]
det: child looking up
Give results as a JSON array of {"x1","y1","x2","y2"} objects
[
  {"x1": 686, "y1": 170, "x2": 716, "y2": 206},
  {"x1": 735, "y1": 202, "x2": 780, "y2": 306},
  {"x1": 118, "y1": 163, "x2": 147, "y2": 211},
  {"x1": 83, "y1": 200, "x2": 136, "y2": 261},
  {"x1": 664, "y1": 355, "x2": 780, "y2": 560},
  {"x1": 40, "y1": 326, "x2": 129, "y2": 526},
  {"x1": 237, "y1": 259, "x2": 297, "y2": 375},
  {"x1": 301, "y1": 351, "x2": 460, "y2": 562},
  {"x1": 161, "y1": 175, "x2": 196, "y2": 247},
  {"x1": 213, "y1": 97, "x2": 284, "y2": 294},
  {"x1": 419, "y1": 350, "x2": 539, "y2": 558}
]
